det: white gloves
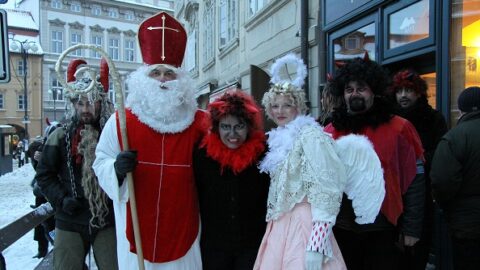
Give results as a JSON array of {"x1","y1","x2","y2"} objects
[{"x1": 305, "y1": 251, "x2": 324, "y2": 270}]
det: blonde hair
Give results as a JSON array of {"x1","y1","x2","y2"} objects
[{"x1": 262, "y1": 87, "x2": 308, "y2": 120}]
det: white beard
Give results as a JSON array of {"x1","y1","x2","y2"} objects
[{"x1": 125, "y1": 65, "x2": 198, "y2": 133}]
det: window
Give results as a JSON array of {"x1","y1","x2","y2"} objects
[
  {"x1": 345, "y1": 37, "x2": 360, "y2": 50},
  {"x1": 186, "y1": 30, "x2": 196, "y2": 72},
  {"x1": 219, "y1": 0, "x2": 237, "y2": 48},
  {"x1": 17, "y1": 60, "x2": 26, "y2": 76},
  {"x1": 124, "y1": 39, "x2": 135, "y2": 62},
  {"x1": 108, "y1": 8, "x2": 119, "y2": 18},
  {"x1": 109, "y1": 38, "x2": 120, "y2": 60},
  {"x1": 203, "y1": 1, "x2": 214, "y2": 63},
  {"x1": 91, "y1": 35, "x2": 103, "y2": 58},
  {"x1": 249, "y1": 0, "x2": 269, "y2": 17},
  {"x1": 92, "y1": 5, "x2": 102, "y2": 16},
  {"x1": 52, "y1": 31, "x2": 63, "y2": 53},
  {"x1": 108, "y1": 81, "x2": 116, "y2": 104},
  {"x1": 449, "y1": 0, "x2": 480, "y2": 125},
  {"x1": 70, "y1": 1, "x2": 81, "y2": 12},
  {"x1": 51, "y1": 78, "x2": 64, "y2": 101},
  {"x1": 71, "y1": 33, "x2": 82, "y2": 56},
  {"x1": 51, "y1": 0, "x2": 62, "y2": 9},
  {"x1": 18, "y1": 94, "x2": 26, "y2": 110},
  {"x1": 0, "y1": 93, "x2": 4, "y2": 109},
  {"x1": 124, "y1": 11, "x2": 134, "y2": 21}
]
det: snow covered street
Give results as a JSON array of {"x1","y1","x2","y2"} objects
[{"x1": 0, "y1": 164, "x2": 44, "y2": 270}]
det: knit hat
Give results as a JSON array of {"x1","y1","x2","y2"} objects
[{"x1": 458, "y1": 86, "x2": 480, "y2": 113}]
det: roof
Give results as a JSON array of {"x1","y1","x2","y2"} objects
[
  {"x1": 4, "y1": 8, "x2": 38, "y2": 31},
  {"x1": 113, "y1": 0, "x2": 173, "y2": 12},
  {"x1": 8, "y1": 34, "x2": 44, "y2": 55}
]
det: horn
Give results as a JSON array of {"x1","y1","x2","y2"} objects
[
  {"x1": 100, "y1": 58, "x2": 109, "y2": 93},
  {"x1": 326, "y1": 73, "x2": 333, "y2": 82},
  {"x1": 45, "y1": 117, "x2": 51, "y2": 126},
  {"x1": 67, "y1": 59, "x2": 87, "y2": 82},
  {"x1": 335, "y1": 61, "x2": 346, "y2": 68},
  {"x1": 363, "y1": 51, "x2": 370, "y2": 62}
]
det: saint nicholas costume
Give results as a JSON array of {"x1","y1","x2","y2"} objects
[{"x1": 93, "y1": 12, "x2": 206, "y2": 270}]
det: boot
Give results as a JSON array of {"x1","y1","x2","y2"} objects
[{"x1": 33, "y1": 241, "x2": 48, "y2": 258}]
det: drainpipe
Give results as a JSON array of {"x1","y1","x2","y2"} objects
[{"x1": 300, "y1": 0, "x2": 309, "y2": 103}]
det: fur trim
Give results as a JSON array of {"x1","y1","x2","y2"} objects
[
  {"x1": 260, "y1": 115, "x2": 318, "y2": 174},
  {"x1": 201, "y1": 130, "x2": 265, "y2": 175}
]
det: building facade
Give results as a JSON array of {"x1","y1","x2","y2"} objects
[
  {"x1": 175, "y1": 0, "x2": 322, "y2": 123},
  {"x1": 1, "y1": 8, "x2": 44, "y2": 143},
  {"x1": 37, "y1": 0, "x2": 173, "y2": 125}
]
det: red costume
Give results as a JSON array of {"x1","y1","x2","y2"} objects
[
  {"x1": 325, "y1": 116, "x2": 423, "y2": 225},
  {"x1": 115, "y1": 109, "x2": 207, "y2": 262}
]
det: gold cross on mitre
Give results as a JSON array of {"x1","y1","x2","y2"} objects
[{"x1": 147, "y1": 14, "x2": 180, "y2": 61}]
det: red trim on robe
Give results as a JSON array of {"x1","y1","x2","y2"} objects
[
  {"x1": 324, "y1": 116, "x2": 423, "y2": 225},
  {"x1": 115, "y1": 109, "x2": 207, "y2": 263}
]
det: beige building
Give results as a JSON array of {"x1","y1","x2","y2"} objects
[
  {"x1": 175, "y1": 0, "x2": 322, "y2": 122},
  {"x1": 1, "y1": 9, "x2": 44, "y2": 143}
]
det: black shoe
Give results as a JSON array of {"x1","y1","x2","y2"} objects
[{"x1": 32, "y1": 249, "x2": 47, "y2": 259}]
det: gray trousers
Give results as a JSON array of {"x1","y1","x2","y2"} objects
[{"x1": 53, "y1": 227, "x2": 118, "y2": 270}]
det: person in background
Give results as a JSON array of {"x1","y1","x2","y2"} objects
[
  {"x1": 36, "y1": 58, "x2": 117, "y2": 270},
  {"x1": 324, "y1": 55, "x2": 425, "y2": 270},
  {"x1": 430, "y1": 86, "x2": 480, "y2": 270},
  {"x1": 93, "y1": 12, "x2": 207, "y2": 270},
  {"x1": 28, "y1": 125, "x2": 58, "y2": 258},
  {"x1": 318, "y1": 77, "x2": 344, "y2": 126},
  {"x1": 194, "y1": 89, "x2": 269, "y2": 270},
  {"x1": 16, "y1": 141, "x2": 25, "y2": 167},
  {"x1": 390, "y1": 69, "x2": 448, "y2": 269}
]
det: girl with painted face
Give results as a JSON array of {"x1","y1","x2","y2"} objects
[{"x1": 193, "y1": 89, "x2": 270, "y2": 270}]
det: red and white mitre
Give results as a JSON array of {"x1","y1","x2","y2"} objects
[{"x1": 138, "y1": 12, "x2": 187, "y2": 67}]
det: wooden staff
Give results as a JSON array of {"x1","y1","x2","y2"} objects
[{"x1": 55, "y1": 44, "x2": 145, "y2": 270}]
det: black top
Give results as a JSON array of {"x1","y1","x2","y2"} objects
[{"x1": 193, "y1": 147, "x2": 270, "y2": 251}]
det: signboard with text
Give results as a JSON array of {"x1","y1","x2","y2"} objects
[{"x1": 0, "y1": 9, "x2": 10, "y2": 83}]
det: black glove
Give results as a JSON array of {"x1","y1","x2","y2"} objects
[
  {"x1": 62, "y1": 197, "x2": 82, "y2": 215},
  {"x1": 114, "y1": 150, "x2": 138, "y2": 186}
]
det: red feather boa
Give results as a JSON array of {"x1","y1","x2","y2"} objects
[{"x1": 200, "y1": 130, "x2": 266, "y2": 175}]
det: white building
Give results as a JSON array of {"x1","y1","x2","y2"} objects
[{"x1": 175, "y1": 0, "x2": 321, "y2": 123}]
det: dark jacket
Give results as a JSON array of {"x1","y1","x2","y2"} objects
[
  {"x1": 193, "y1": 147, "x2": 269, "y2": 251},
  {"x1": 36, "y1": 125, "x2": 115, "y2": 233},
  {"x1": 396, "y1": 97, "x2": 448, "y2": 237},
  {"x1": 431, "y1": 110, "x2": 480, "y2": 239}
]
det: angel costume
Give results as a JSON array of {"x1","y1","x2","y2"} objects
[{"x1": 254, "y1": 115, "x2": 347, "y2": 270}]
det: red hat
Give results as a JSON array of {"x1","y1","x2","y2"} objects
[{"x1": 138, "y1": 12, "x2": 187, "y2": 67}]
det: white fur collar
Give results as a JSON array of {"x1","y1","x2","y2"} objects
[{"x1": 259, "y1": 115, "x2": 318, "y2": 174}]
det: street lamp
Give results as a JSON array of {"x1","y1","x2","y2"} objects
[{"x1": 9, "y1": 33, "x2": 38, "y2": 141}]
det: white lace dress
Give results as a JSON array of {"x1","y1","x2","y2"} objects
[{"x1": 254, "y1": 115, "x2": 347, "y2": 270}]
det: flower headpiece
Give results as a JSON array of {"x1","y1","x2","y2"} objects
[{"x1": 268, "y1": 53, "x2": 307, "y2": 94}]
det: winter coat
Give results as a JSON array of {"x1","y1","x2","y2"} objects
[
  {"x1": 396, "y1": 97, "x2": 448, "y2": 236},
  {"x1": 35, "y1": 125, "x2": 115, "y2": 233},
  {"x1": 431, "y1": 110, "x2": 480, "y2": 239},
  {"x1": 193, "y1": 146, "x2": 269, "y2": 252}
]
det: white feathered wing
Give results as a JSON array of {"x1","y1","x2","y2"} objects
[{"x1": 335, "y1": 134, "x2": 385, "y2": 224}]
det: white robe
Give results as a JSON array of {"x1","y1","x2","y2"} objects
[{"x1": 93, "y1": 115, "x2": 202, "y2": 270}]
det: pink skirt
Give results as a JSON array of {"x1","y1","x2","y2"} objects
[{"x1": 254, "y1": 202, "x2": 346, "y2": 270}]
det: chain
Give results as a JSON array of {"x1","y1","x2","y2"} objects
[{"x1": 64, "y1": 124, "x2": 79, "y2": 198}]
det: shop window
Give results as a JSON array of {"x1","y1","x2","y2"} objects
[
  {"x1": 330, "y1": 19, "x2": 376, "y2": 71},
  {"x1": 384, "y1": 0, "x2": 435, "y2": 59},
  {"x1": 450, "y1": 0, "x2": 480, "y2": 125}
]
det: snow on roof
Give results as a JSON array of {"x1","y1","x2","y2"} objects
[
  {"x1": 8, "y1": 34, "x2": 44, "y2": 55},
  {"x1": 113, "y1": 0, "x2": 173, "y2": 11},
  {"x1": 4, "y1": 8, "x2": 38, "y2": 31}
]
